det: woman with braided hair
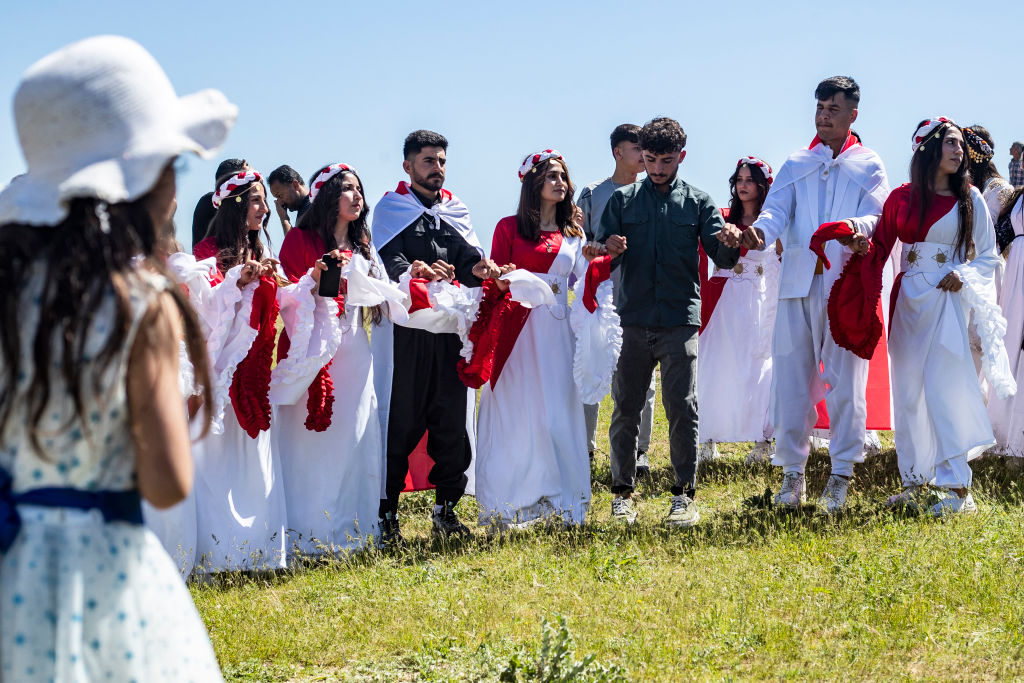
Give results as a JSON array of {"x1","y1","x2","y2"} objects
[
  {"x1": 963, "y1": 125, "x2": 1015, "y2": 225},
  {"x1": 274, "y1": 163, "x2": 405, "y2": 556}
]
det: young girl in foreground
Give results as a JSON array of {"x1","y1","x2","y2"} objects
[{"x1": 0, "y1": 36, "x2": 233, "y2": 680}]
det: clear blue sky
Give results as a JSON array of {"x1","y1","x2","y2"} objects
[{"x1": 2, "y1": 1, "x2": 1023, "y2": 251}]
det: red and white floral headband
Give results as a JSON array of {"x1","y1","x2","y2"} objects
[
  {"x1": 912, "y1": 117, "x2": 956, "y2": 153},
  {"x1": 737, "y1": 156, "x2": 774, "y2": 185},
  {"x1": 519, "y1": 149, "x2": 563, "y2": 181},
  {"x1": 212, "y1": 170, "x2": 262, "y2": 208},
  {"x1": 309, "y1": 163, "x2": 355, "y2": 202}
]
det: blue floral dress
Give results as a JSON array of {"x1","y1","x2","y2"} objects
[{"x1": 0, "y1": 269, "x2": 223, "y2": 682}]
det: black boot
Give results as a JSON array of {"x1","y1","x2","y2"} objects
[
  {"x1": 377, "y1": 508, "x2": 404, "y2": 550},
  {"x1": 431, "y1": 500, "x2": 470, "y2": 539}
]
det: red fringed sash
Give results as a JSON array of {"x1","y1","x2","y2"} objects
[{"x1": 230, "y1": 277, "x2": 279, "y2": 438}]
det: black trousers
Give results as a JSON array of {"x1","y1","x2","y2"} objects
[{"x1": 382, "y1": 326, "x2": 472, "y2": 513}]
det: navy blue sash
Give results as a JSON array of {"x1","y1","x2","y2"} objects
[{"x1": 0, "y1": 468, "x2": 142, "y2": 553}]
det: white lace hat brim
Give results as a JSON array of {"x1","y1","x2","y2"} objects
[{"x1": 0, "y1": 88, "x2": 238, "y2": 226}]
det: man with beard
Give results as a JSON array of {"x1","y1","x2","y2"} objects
[
  {"x1": 372, "y1": 129, "x2": 500, "y2": 544},
  {"x1": 268, "y1": 164, "x2": 311, "y2": 234},
  {"x1": 740, "y1": 76, "x2": 890, "y2": 513}
]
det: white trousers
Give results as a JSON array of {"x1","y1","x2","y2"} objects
[{"x1": 770, "y1": 275, "x2": 869, "y2": 476}]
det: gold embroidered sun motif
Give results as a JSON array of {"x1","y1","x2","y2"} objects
[
  {"x1": 733, "y1": 263, "x2": 745, "y2": 275},
  {"x1": 907, "y1": 248, "x2": 921, "y2": 265},
  {"x1": 756, "y1": 265, "x2": 764, "y2": 276},
  {"x1": 550, "y1": 282, "x2": 560, "y2": 294},
  {"x1": 933, "y1": 251, "x2": 949, "y2": 265}
]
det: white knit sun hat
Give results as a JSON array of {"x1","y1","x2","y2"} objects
[{"x1": 0, "y1": 35, "x2": 238, "y2": 226}]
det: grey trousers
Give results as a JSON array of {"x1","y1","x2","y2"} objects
[
  {"x1": 610, "y1": 325, "x2": 698, "y2": 497},
  {"x1": 583, "y1": 374, "x2": 654, "y2": 454}
]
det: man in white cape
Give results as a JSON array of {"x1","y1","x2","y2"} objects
[
  {"x1": 371, "y1": 129, "x2": 498, "y2": 544},
  {"x1": 742, "y1": 76, "x2": 890, "y2": 513}
]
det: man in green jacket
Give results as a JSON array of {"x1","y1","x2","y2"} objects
[{"x1": 596, "y1": 117, "x2": 741, "y2": 526}]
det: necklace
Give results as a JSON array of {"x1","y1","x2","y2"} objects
[{"x1": 541, "y1": 229, "x2": 558, "y2": 253}]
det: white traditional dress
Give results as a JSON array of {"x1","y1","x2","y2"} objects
[
  {"x1": 273, "y1": 228, "x2": 405, "y2": 556},
  {"x1": 871, "y1": 185, "x2": 1013, "y2": 487},
  {"x1": 467, "y1": 217, "x2": 619, "y2": 528},
  {"x1": 697, "y1": 211, "x2": 779, "y2": 445},
  {"x1": 0, "y1": 268, "x2": 222, "y2": 682},
  {"x1": 989, "y1": 195, "x2": 1024, "y2": 455},
  {"x1": 174, "y1": 240, "x2": 287, "y2": 573}
]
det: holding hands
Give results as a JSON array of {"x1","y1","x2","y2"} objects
[
  {"x1": 493, "y1": 263, "x2": 517, "y2": 292},
  {"x1": 738, "y1": 227, "x2": 766, "y2": 250},
  {"x1": 605, "y1": 235, "x2": 628, "y2": 258},
  {"x1": 716, "y1": 223, "x2": 744, "y2": 248},
  {"x1": 237, "y1": 258, "x2": 275, "y2": 288},
  {"x1": 471, "y1": 258, "x2": 502, "y2": 281}
]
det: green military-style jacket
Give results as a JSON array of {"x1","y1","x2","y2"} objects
[{"x1": 595, "y1": 175, "x2": 740, "y2": 328}]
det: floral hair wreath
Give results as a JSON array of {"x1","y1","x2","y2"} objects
[
  {"x1": 912, "y1": 117, "x2": 956, "y2": 153},
  {"x1": 211, "y1": 170, "x2": 262, "y2": 208},
  {"x1": 737, "y1": 156, "x2": 774, "y2": 185},
  {"x1": 963, "y1": 127, "x2": 994, "y2": 164},
  {"x1": 309, "y1": 163, "x2": 355, "y2": 202},
  {"x1": 519, "y1": 149, "x2": 563, "y2": 182}
]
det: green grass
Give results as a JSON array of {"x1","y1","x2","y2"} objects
[{"x1": 191, "y1": 381, "x2": 1024, "y2": 681}]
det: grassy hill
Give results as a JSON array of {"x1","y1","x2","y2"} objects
[{"x1": 191, "y1": 388, "x2": 1024, "y2": 682}]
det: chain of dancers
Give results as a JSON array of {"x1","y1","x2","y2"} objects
[{"x1": 4, "y1": 38, "x2": 1024, "y2": 595}]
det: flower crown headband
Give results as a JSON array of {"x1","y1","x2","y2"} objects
[
  {"x1": 912, "y1": 117, "x2": 956, "y2": 153},
  {"x1": 737, "y1": 156, "x2": 774, "y2": 185},
  {"x1": 519, "y1": 149, "x2": 563, "y2": 181},
  {"x1": 212, "y1": 170, "x2": 262, "y2": 208},
  {"x1": 963, "y1": 127, "x2": 994, "y2": 164},
  {"x1": 309, "y1": 163, "x2": 356, "y2": 202}
]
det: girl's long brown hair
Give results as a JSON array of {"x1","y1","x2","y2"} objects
[
  {"x1": 516, "y1": 158, "x2": 583, "y2": 241},
  {"x1": 204, "y1": 176, "x2": 272, "y2": 274},
  {"x1": 910, "y1": 121, "x2": 974, "y2": 261},
  {"x1": 0, "y1": 191, "x2": 213, "y2": 456},
  {"x1": 727, "y1": 162, "x2": 770, "y2": 224},
  {"x1": 295, "y1": 169, "x2": 383, "y2": 325}
]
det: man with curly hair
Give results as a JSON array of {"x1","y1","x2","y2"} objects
[{"x1": 596, "y1": 116, "x2": 742, "y2": 527}]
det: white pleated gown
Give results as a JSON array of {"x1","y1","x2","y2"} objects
[
  {"x1": 889, "y1": 190, "x2": 1002, "y2": 487},
  {"x1": 475, "y1": 234, "x2": 591, "y2": 527},
  {"x1": 698, "y1": 248, "x2": 780, "y2": 443},
  {"x1": 273, "y1": 306, "x2": 382, "y2": 556}
]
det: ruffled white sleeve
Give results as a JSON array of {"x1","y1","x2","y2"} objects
[
  {"x1": 166, "y1": 254, "x2": 260, "y2": 433},
  {"x1": 955, "y1": 190, "x2": 1016, "y2": 399},
  {"x1": 269, "y1": 271, "x2": 343, "y2": 406},
  {"x1": 568, "y1": 249, "x2": 622, "y2": 404}
]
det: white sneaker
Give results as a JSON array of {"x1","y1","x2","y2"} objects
[
  {"x1": 745, "y1": 440, "x2": 774, "y2": 466},
  {"x1": 819, "y1": 474, "x2": 851, "y2": 514},
  {"x1": 611, "y1": 496, "x2": 637, "y2": 524},
  {"x1": 884, "y1": 486, "x2": 927, "y2": 509},
  {"x1": 774, "y1": 472, "x2": 807, "y2": 509},
  {"x1": 809, "y1": 435, "x2": 830, "y2": 451},
  {"x1": 930, "y1": 491, "x2": 978, "y2": 518},
  {"x1": 664, "y1": 494, "x2": 700, "y2": 527},
  {"x1": 864, "y1": 430, "x2": 883, "y2": 456},
  {"x1": 698, "y1": 440, "x2": 720, "y2": 463}
]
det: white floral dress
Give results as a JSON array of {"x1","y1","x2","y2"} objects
[{"x1": 0, "y1": 268, "x2": 223, "y2": 682}]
